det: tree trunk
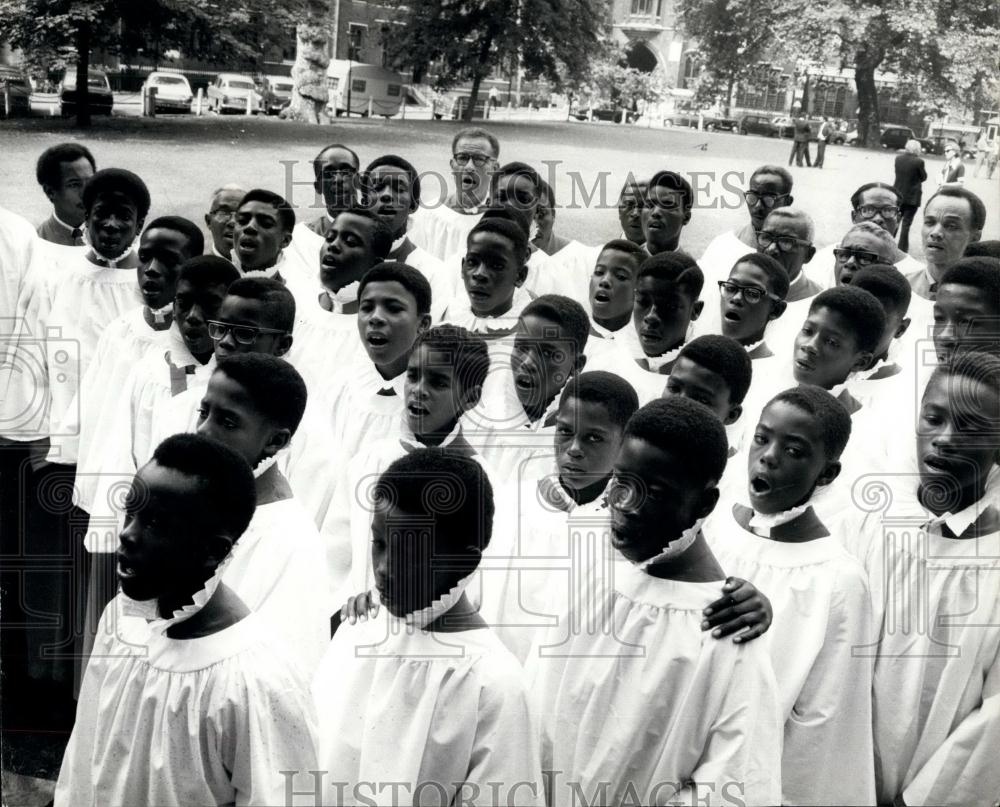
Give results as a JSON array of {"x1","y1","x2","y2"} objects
[
  {"x1": 284, "y1": 11, "x2": 332, "y2": 124},
  {"x1": 724, "y1": 76, "x2": 734, "y2": 117},
  {"x1": 854, "y1": 47, "x2": 883, "y2": 148},
  {"x1": 464, "y1": 32, "x2": 495, "y2": 122},
  {"x1": 75, "y1": 20, "x2": 91, "y2": 128}
]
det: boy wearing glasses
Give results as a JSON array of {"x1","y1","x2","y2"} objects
[
  {"x1": 409, "y1": 127, "x2": 500, "y2": 261},
  {"x1": 699, "y1": 164, "x2": 794, "y2": 291},
  {"x1": 715, "y1": 253, "x2": 789, "y2": 360}
]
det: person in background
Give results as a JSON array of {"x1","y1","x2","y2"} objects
[
  {"x1": 894, "y1": 140, "x2": 927, "y2": 254},
  {"x1": 35, "y1": 143, "x2": 96, "y2": 247},
  {"x1": 973, "y1": 131, "x2": 991, "y2": 178},
  {"x1": 938, "y1": 141, "x2": 965, "y2": 185},
  {"x1": 788, "y1": 106, "x2": 812, "y2": 168},
  {"x1": 814, "y1": 116, "x2": 832, "y2": 169}
]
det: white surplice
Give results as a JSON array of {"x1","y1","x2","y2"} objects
[
  {"x1": 436, "y1": 248, "x2": 567, "y2": 304},
  {"x1": 408, "y1": 203, "x2": 483, "y2": 262},
  {"x1": 284, "y1": 297, "x2": 365, "y2": 393},
  {"x1": 224, "y1": 498, "x2": 332, "y2": 675},
  {"x1": 543, "y1": 240, "x2": 602, "y2": 306},
  {"x1": 526, "y1": 554, "x2": 784, "y2": 806},
  {"x1": 55, "y1": 597, "x2": 319, "y2": 807},
  {"x1": 321, "y1": 359, "x2": 407, "y2": 463},
  {"x1": 707, "y1": 506, "x2": 877, "y2": 806},
  {"x1": 312, "y1": 610, "x2": 545, "y2": 807},
  {"x1": 2, "y1": 248, "x2": 141, "y2": 442},
  {"x1": 0, "y1": 205, "x2": 41, "y2": 344},
  {"x1": 698, "y1": 228, "x2": 760, "y2": 291},
  {"x1": 836, "y1": 487, "x2": 1000, "y2": 806}
]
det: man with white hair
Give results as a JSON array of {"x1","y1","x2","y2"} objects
[
  {"x1": 830, "y1": 222, "x2": 898, "y2": 286},
  {"x1": 204, "y1": 184, "x2": 247, "y2": 261},
  {"x1": 894, "y1": 140, "x2": 927, "y2": 253}
]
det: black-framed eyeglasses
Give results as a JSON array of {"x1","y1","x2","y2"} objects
[
  {"x1": 209, "y1": 207, "x2": 238, "y2": 221},
  {"x1": 833, "y1": 247, "x2": 882, "y2": 267},
  {"x1": 451, "y1": 152, "x2": 494, "y2": 168},
  {"x1": 717, "y1": 280, "x2": 782, "y2": 305},
  {"x1": 207, "y1": 320, "x2": 287, "y2": 345},
  {"x1": 856, "y1": 204, "x2": 900, "y2": 219},
  {"x1": 757, "y1": 230, "x2": 811, "y2": 252},
  {"x1": 743, "y1": 190, "x2": 790, "y2": 209}
]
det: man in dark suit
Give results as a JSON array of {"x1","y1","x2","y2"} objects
[
  {"x1": 787, "y1": 106, "x2": 812, "y2": 167},
  {"x1": 893, "y1": 139, "x2": 927, "y2": 253}
]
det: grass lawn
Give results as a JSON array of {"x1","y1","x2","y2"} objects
[{"x1": 2, "y1": 115, "x2": 995, "y2": 258}]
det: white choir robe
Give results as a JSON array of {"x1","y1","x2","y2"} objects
[
  {"x1": 55, "y1": 598, "x2": 319, "y2": 807},
  {"x1": 526, "y1": 554, "x2": 784, "y2": 806},
  {"x1": 408, "y1": 202, "x2": 483, "y2": 262},
  {"x1": 0, "y1": 205, "x2": 41, "y2": 344},
  {"x1": 756, "y1": 273, "x2": 822, "y2": 353},
  {"x1": 284, "y1": 298, "x2": 365, "y2": 393},
  {"x1": 543, "y1": 240, "x2": 602, "y2": 306},
  {"x1": 835, "y1": 487, "x2": 1000, "y2": 806},
  {"x1": 804, "y1": 243, "x2": 927, "y2": 290},
  {"x1": 224, "y1": 498, "x2": 331, "y2": 675},
  {"x1": 321, "y1": 359, "x2": 406, "y2": 463},
  {"x1": 479, "y1": 459, "x2": 612, "y2": 663},
  {"x1": 389, "y1": 240, "x2": 451, "y2": 322},
  {"x1": 149, "y1": 382, "x2": 342, "y2": 535},
  {"x1": 249, "y1": 249, "x2": 320, "y2": 312},
  {"x1": 698, "y1": 227, "x2": 760, "y2": 291},
  {"x1": 706, "y1": 505, "x2": 877, "y2": 805},
  {"x1": 323, "y1": 420, "x2": 493, "y2": 606},
  {"x1": 286, "y1": 221, "x2": 325, "y2": 285},
  {"x1": 58, "y1": 307, "x2": 172, "y2": 499},
  {"x1": 438, "y1": 284, "x2": 532, "y2": 337},
  {"x1": 2, "y1": 248, "x2": 141, "y2": 443},
  {"x1": 312, "y1": 609, "x2": 546, "y2": 807},
  {"x1": 87, "y1": 332, "x2": 215, "y2": 542},
  {"x1": 583, "y1": 339, "x2": 669, "y2": 405},
  {"x1": 436, "y1": 247, "x2": 568, "y2": 304}
]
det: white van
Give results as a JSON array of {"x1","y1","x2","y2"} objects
[{"x1": 325, "y1": 61, "x2": 403, "y2": 118}]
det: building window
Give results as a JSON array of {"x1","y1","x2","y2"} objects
[
  {"x1": 348, "y1": 24, "x2": 366, "y2": 62},
  {"x1": 680, "y1": 53, "x2": 701, "y2": 89},
  {"x1": 351, "y1": 78, "x2": 366, "y2": 94},
  {"x1": 630, "y1": 0, "x2": 662, "y2": 16},
  {"x1": 736, "y1": 71, "x2": 788, "y2": 112}
]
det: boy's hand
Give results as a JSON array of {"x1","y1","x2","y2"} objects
[
  {"x1": 339, "y1": 590, "x2": 379, "y2": 625},
  {"x1": 701, "y1": 577, "x2": 772, "y2": 643}
]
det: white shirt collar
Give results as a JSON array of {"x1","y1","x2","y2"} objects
[
  {"x1": 747, "y1": 503, "x2": 812, "y2": 536},
  {"x1": 355, "y1": 360, "x2": 407, "y2": 398},
  {"x1": 641, "y1": 341, "x2": 685, "y2": 373},
  {"x1": 924, "y1": 494, "x2": 994, "y2": 537},
  {"x1": 788, "y1": 270, "x2": 808, "y2": 293},
  {"x1": 444, "y1": 286, "x2": 532, "y2": 334},
  {"x1": 399, "y1": 418, "x2": 465, "y2": 452},
  {"x1": 52, "y1": 210, "x2": 80, "y2": 232},
  {"x1": 320, "y1": 280, "x2": 360, "y2": 314}
]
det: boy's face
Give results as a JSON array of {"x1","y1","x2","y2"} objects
[
  {"x1": 664, "y1": 356, "x2": 741, "y2": 425},
  {"x1": 204, "y1": 188, "x2": 244, "y2": 258},
  {"x1": 136, "y1": 227, "x2": 192, "y2": 309},
  {"x1": 233, "y1": 200, "x2": 291, "y2": 272},
  {"x1": 609, "y1": 436, "x2": 717, "y2": 564},
  {"x1": 917, "y1": 371, "x2": 1000, "y2": 507},
  {"x1": 175, "y1": 279, "x2": 228, "y2": 356},
  {"x1": 320, "y1": 212, "x2": 377, "y2": 291},
  {"x1": 554, "y1": 395, "x2": 623, "y2": 491},
  {"x1": 720, "y1": 260, "x2": 783, "y2": 343},
  {"x1": 492, "y1": 173, "x2": 539, "y2": 221},
  {"x1": 641, "y1": 184, "x2": 690, "y2": 252},
  {"x1": 117, "y1": 461, "x2": 220, "y2": 603},
  {"x1": 617, "y1": 182, "x2": 646, "y2": 243},
  {"x1": 933, "y1": 282, "x2": 1000, "y2": 364},
  {"x1": 748, "y1": 399, "x2": 839, "y2": 514},
  {"x1": 404, "y1": 342, "x2": 473, "y2": 438},
  {"x1": 511, "y1": 312, "x2": 584, "y2": 417},
  {"x1": 358, "y1": 280, "x2": 430, "y2": 368},
  {"x1": 87, "y1": 191, "x2": 143, "y2": 258},
  {"x1": 462, "y1": 230, "x2": 527, "y2": 317},
  {"x1": 633, "y1": 276, "x2": 702, "y2": 357},
  {"x1": 589, "y1": 249, "x2": 637, "y2": 322},
  {"x1": 922, "y1": 196, "x2": 980, "y2": 272},
  {"x1": 212, "y1": 295, "x2": 291, "y2": 360},
  {"x1": 533, "y1": 200, "x2": 555, "y2": 244},
  {"x1": 793, "y1": 305, "x2": 871, "y2": 389},
  {"x1": 196, "y1": 371, "x2": 285, "y2": 467},
  {"x1": 364, "y1": 165, "x2": 415, "y2": 237},
  {"x1": 46, "y1": 156, "x2": 94, "y2": 226}
]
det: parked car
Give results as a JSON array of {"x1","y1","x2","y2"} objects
[
  {"x1": 738, "y1": 113, "x2": 780, "y2": 137},
  {"x1": 141, "y1": 71, "x2": 193, "y2": 113},
  {"x1": 206, "y1": 73, "x2": 262, "y2": 114},
  {"x1": 0, "y1": 65, "x2": 32, "y2": 117},
  {"x1": 572, "y1": 104, "x2": 638, "y2": 123},
  {"x1": 879, "y1": 125, "x2": 935, "y2": 153},
  {"x1": 59, "y1": 68, "x2": 114, "y2": 117},
  {"x1": 663, "y1": 111, "x2": 700, "y2": 128},
  {"x1": 923, "y1": 122, "x2": 981, "y2": 158},
  {"x1": 262, "y1": 75, "x2": 293, "y2": 115},
  {"x1": 703, "y1": 114, "x2": 739, "y2": 132}
]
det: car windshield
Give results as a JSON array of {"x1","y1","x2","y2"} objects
[
  {"x1": 154, "y1": 76, "x2": 186, "y2": 85},
  {"x1": 227, "y1": 80, "x2": 254, "y2": 90},
  {"x1": 274, "y1": 82, "x2": 292, "y2": 92}
]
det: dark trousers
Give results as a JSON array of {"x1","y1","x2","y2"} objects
[
  {"x1": 815, "y1": 140, "x2": 827, "y2": 167},
  {"x1": 898, "y1": 203, "x2": 919, "y2": 253},
  {"x1": 789, "y1": 140, "x2": 811, "y2": 167}
]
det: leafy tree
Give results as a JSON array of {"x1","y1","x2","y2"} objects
[
  {"x1": 380, "y1": 0, "x2": 608, "y2": 121},
  {"x1": 0, "y1": 0, "x2": 303, "y2": 127}
]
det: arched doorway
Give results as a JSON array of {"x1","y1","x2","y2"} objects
[{"x1": 625, "y1": 41, "x2": 658, "y2": 73}]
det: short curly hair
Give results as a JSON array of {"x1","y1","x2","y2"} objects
[
  {"x1": 677, "y1": 335, "x2": 753, "y2": 405},
  {"x1": 767, "y1": 386, "x2": 853, "y2": 460}
]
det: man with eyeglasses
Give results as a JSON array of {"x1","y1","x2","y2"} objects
[
  {"x1": 699, "y1": 165, "x2": 794, "y2": 293},
  {"x1": 204, "y1": 184, "x2": 247, "y2": 261},
  {"x1": 805, "y1": 182, "x2": 925, "y2": 289},
  {"x1": 409, "y1": 127, "x2": 500, "y2": 262},
  {"x1": 830, "y1": 222, "x2": 898, "y2": 287},
  {"x1": 288, "y1": 143, "x2": 360, "y2": 271}
]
